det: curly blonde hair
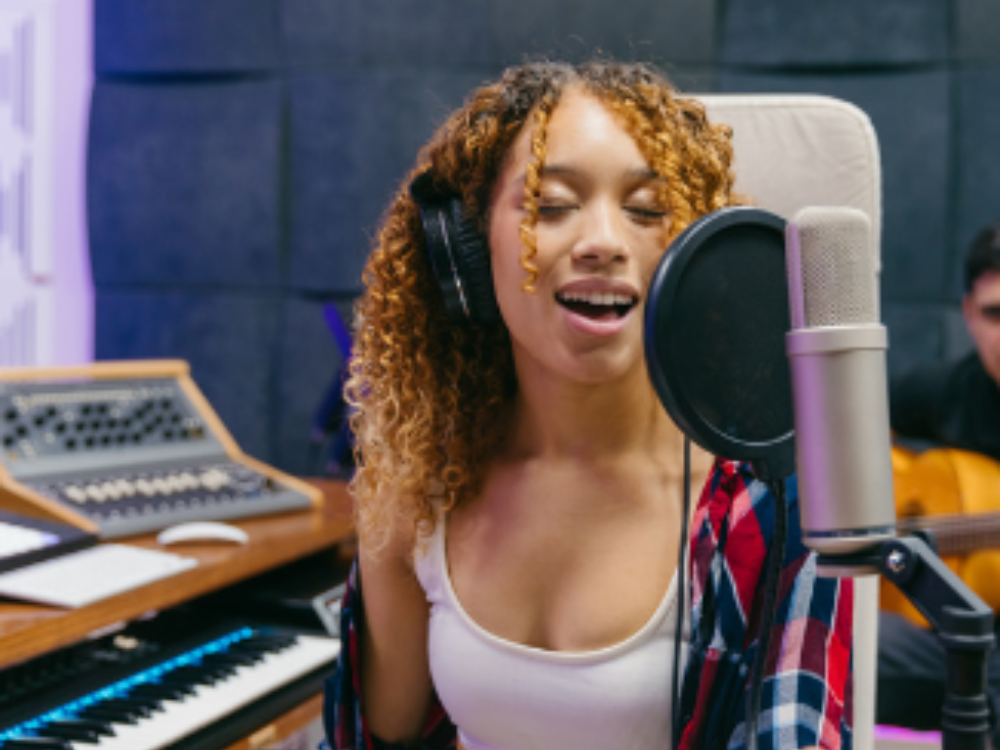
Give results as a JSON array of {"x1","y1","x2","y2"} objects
[{"x1": 345, "y1": 60, "x2": 745, "y2": 552}]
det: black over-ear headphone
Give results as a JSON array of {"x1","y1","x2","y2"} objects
[{"x1": 408, "y1": 171, "x2": 501, "y2": 325}]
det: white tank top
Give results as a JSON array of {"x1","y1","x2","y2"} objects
[{"x1": 413, "y1": 516, "x2": 688, "y2": 750}]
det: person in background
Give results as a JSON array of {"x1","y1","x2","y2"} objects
[
  {"x1": 890, "y1": 223, "x2": 1000, "y2": 461},
  {"x1": 878, "y1": 223, "x2": 1000, "y2": 742},
  {"x1": 323, "y1": 59, "x2": 852, "y2": 750}
]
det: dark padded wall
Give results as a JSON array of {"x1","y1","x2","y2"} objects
[
  {"x1": 89, "y1": 0, "x2": 1000, "y2": 474},
  {"x1": 720, "y1": 70, "x2": 952, "y2": 304},
  {"x1": 273, "y1": 298, "x2": 350, "y2": 475},
  {"x1": 955, "y1": 67, "x2": 1000, "y2": 291},
  {"x1": 89, "y1": 81, "x2": 285, "y2": 288},
  {"x1": 721, "y1": 0, "x2": 948, "y2": 66},
  {"x1": 716, "y1": 0, "x2": 1000, "y2": 377},
  {"x1": 95, "y1": 0, "x2": 282, "y2": 74},
  {"x1": 287, "y1": 70, "x2": 484, "y2": 293},
  {"x1": 955, "y1": 0, "x2": 1000, "y2": 62},
  {"x1": 94, "y1": 291, "x2": 282, "y2": 461},
  {"x1": 282, "y1": 0, "x2": 496, "y2": 69},
  {"x1": 489, "y1": 0, "x2": 717, "y2": 66}
]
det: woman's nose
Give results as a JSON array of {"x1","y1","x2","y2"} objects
[{"x1": 571, "y1": 201, "x2": 629, "y2": 264}]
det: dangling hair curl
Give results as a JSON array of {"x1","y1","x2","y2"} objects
[{"x1": 345, "y1": 60, "x2": 747, "y2": 553}]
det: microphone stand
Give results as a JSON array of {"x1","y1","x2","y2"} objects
[{"x1": 819, "y1": 536, "x2": 995, "y2": 750}]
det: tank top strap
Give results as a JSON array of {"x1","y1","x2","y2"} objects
[{"x1": 413, "y1": 513, "x2": 449, "y2": 603}]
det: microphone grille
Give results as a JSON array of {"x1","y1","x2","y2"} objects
[{"x1": 792, "y1": 207, "x2": 878, "y2": 327}]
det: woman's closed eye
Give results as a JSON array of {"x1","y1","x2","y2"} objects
[
  {"x1": 625, "y1": 204, "x2": 668, "y2": 224},
  {"x1": 537, "y1": 201, "x2": 578, "y2": 219}
]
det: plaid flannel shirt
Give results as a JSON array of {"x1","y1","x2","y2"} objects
[
  {"x1": 677, "y1": 460, "x2": 853, "y2": 750},
  {"x1": 322, "y1": 459, "x2": 853, "y2": 750}
]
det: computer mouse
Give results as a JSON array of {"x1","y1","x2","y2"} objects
[{"x1": 156, "y1": 521, "x2": 250, "y2": 546}]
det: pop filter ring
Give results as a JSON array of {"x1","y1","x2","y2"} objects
[{"x1": 644, "y1": 207, "x2": 795, "y2": 481}]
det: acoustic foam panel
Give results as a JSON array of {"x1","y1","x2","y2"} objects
[
  {"x1": 287, "y1": 70, "x2": 484, "y2": 294},
  {"x1": 720, "y1": 0, "x2": 948, "y2": 68},
  {"x1": 94, "y1": 0, "x2": 282, "y2": 75},
  {"x1": 953, "y1": 67, "x2": 1000, "y2": 297},
  {"x1": 943, "y1": 308, "x2": 975, "y2": 362},
  {"x1": 281, "y1": 0, "x2": 495, "y2": 69},
  {"x1": 272, "y1": 297, "x2": 352, "y2": 476},
  {"x1": 95, "y1": 289, "x2": 282, "y2": 463},
  {"x1": 720, "y1": 70, "x2": 951, "y2": 305},
  {"x1": 664, "y1": 69, "x2": 718, "y2": 96},
  {"x1": 489, "y1": 0, "x2": 716, "y2": 66},
  {"x1": 954, "y1": 0, "x2": 1000, "y2": 62},
  {"x1": 88, "y1": 80, "x2": 285, "y2": 288},
  {"x1": 884, "y1": 304, "x2": 948, "y2": 379}
]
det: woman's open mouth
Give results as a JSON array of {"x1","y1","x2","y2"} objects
[{"x1": 555, "y1": 291, "x2": 638, "y2": 321}]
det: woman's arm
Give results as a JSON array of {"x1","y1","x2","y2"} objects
[{"x1": 357, "y1": 526, "x2": 436, "y2": 744}]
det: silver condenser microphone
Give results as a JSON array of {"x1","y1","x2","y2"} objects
[{"x1": 785, "y1": 207, "x2": 896, "y2": 557}]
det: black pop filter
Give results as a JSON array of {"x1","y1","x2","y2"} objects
[{"x1": 644, "y1": 207, "x2": 795, "y2": 481}]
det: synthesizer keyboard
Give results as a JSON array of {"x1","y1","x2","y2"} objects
[
  {"x1": 0, "y1": 620, "x2": 340, "y2": 750},
  {"x1": 0, "y1": 361, "x2": 321, "y2": 538}
]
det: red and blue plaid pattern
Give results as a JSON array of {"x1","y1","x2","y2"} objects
[
  {"x1": 322, "y1": 459, "x2": 853, "y2": 750},
  {"x1": 677, "y1": 459, "x2": 853, "y2": 750}
]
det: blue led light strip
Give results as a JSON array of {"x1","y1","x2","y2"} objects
[{"x1": 0, "y1": 627, "x2": 256, "y2": 742}]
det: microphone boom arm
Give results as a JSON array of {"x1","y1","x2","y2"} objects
[{"x1": 820, "y1": 536, "x2": 995, "y2": 750}]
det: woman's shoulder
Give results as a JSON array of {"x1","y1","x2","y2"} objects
[
  {"x1": 410, "y1": 509, "x2": 447, "y2": 590},
  {"x1": 357, "y1": 505, "x2": 427, "y2": 586}
]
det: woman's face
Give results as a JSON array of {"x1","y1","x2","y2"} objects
[{"x1": 488, "y1": 87, "x2": 672, "y2": 388}]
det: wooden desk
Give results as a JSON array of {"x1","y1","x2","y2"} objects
[{"x1": 0, "y1": 479, "x2": 355, "y2": 671}]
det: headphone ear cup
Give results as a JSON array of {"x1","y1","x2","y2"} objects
[
  {"x1": 445, "y1": 200, "x2": 500, "y2": 325},
  {"x1": 409, "y1": 171, "x2": 500, "y2": 325},
  {"x1": 414, "y1": 199, "x2": 470, "y2": 322}
]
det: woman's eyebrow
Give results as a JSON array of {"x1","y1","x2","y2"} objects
[
  {"x1": 537, "y1": 163, "x2": 580, "y2": 179},
  {"x1": 537, "y1": 164, "x2": 663, "y2": 182},
  {"x1": 625, "y1": 167, "x2": 662, "y2": 181}
]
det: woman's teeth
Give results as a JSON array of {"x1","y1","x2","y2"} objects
[
  {"x1": 556, "y1": 291, "x2": 637, "y2": 319},
  {"x1": 557, "y1": 291, "x2": 636, "y2": 307}
]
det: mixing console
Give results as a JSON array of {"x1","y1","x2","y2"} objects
[{"x1": 0, "y1": 362, "x2": 320, "y2": 538}]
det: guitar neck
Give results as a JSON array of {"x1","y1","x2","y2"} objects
[{"x1": 902, "y1": 512, "x2": 1000, "y2": 556}]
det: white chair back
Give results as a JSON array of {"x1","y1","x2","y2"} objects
[{"x1": 698, "y1": 92, "x2": 884, "y2": 750}]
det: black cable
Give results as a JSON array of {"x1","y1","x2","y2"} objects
[
  {"x1": 745, "y1": 478, "x2": 788, "y2": 750},
  {"x1": 671, "y1": 437, "x2": 692, "y2": 750}
]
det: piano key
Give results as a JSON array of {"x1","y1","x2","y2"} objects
[
  {"x1": 203, "y1": 651, "x2": 262, "y2": 667},
  {"x1": 83, "y1": 635, "x2": 339, "y2": 750},
  {"x1": 201, "y1": 653, "x2": 257, "y2": 670},
  {"x1": 45, "y1": 720, "x2": 114, "y2": 737},
  {"x1": 215, "y1": 652, "x2": 265, "y2": 668},
  {"x1": 244, "y1": 635, "x2": 292, "y2": 648},
  {"x1": 225, "y1": 641, "x2": 269, "y2": 655},
  {"x1": 90, "y1": 700, "x2": 156, "y2": 718},
  {"x1": 243, "y1": 636, "x2": 296, "y2": 652},
  {"x1": 165, "y1": 666, "x2": 226, "y2": 686},
  {"x1": 32, "y1": 725, "x2": 101, "y2": 743},
  {"x1": 195, "y1": 661, "x2": 239, "y2": 678},
  {"x1": 145, "y1": 679, "x2": 197, "y2": 697},
  {"x1": 124, "y1": 684, "x2": 187, "y2": 701},
  {"x1": 76, "y1": 707, "x2": 139, "y2": 726},
  {"x1": 0, "y1": 738, "x2": 74, "y2": 750}
]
